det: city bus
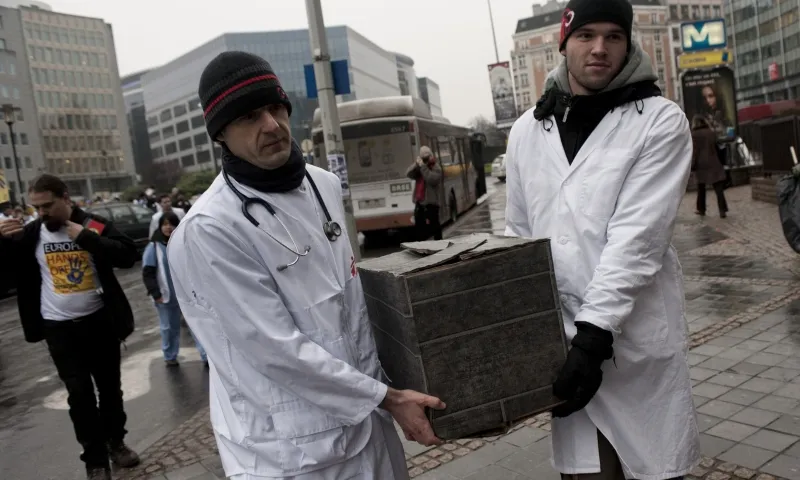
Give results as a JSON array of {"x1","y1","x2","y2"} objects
[{"x1": 311, "y1": 96, "x2": 477, "y2": 239}]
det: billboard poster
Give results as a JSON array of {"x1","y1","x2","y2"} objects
[
  {"x1": 488, "y1": 62, "x2": 516, "y2": 124},
  {"x1": 682, "y1": 66, "x2": 737, "y2": 141},
  {"x1": 0, "y1": 171, "x2": 8, "y2": 205}
]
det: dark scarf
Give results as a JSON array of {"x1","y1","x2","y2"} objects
[
  {"x1": 222, "y1": 140, "x2": 306, "y2": 193},
  {"x1": 533, "y1": 80, "x2": 661, "y2": 123}
]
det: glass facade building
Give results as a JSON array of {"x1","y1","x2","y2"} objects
[
  {"x1": 724, "y1": 0, "x2": 800, "y2": 105},
  {"x1": 142, "y1": 27, "x2": 402, "y2": 180}
]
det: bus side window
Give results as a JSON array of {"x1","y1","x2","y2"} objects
[{"x1": 438, "y1": 137, "x2": 453, "y2": 165}]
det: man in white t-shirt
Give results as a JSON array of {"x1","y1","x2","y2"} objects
[
  {"x1": 148, "y1": 194, "x2": 185, "y2": 237},
  {"x1": 0, "y1": 174, "x2": 141, "y2": 480}
]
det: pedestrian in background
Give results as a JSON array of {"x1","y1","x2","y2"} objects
[
  {"x1": 0, "y1": 174, "x2": 140, "y2": 480},
  {"x1": 148, "y1": 194, "x2": 186, "y2": 237},
  {"x1": 692, "y1": 115, "x2": 729, "y2": 218},
  {"x1": 142, "y1": 211, "x2": 207, "y2": 367},
  {"x1": 407, "y1": 146, "x2": 443, "y2": 240}
]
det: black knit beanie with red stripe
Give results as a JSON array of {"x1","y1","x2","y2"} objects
[{"x1": 198, "y1": 51, "x2": 293, "y2": 141}]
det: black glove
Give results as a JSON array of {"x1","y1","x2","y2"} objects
[{"x1": 552, "y1": 321, "x2": 614, "y2": 418}]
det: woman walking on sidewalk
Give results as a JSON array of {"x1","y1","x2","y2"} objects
[
  {"x1": 692, "y1": 115, "x2": 729, "y2": 218},
  {"x1": 142, "y1": 212, "x2": 207, "y2": 366}
]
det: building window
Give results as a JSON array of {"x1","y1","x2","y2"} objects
[
  {"x1": 160, "y1": 109, "x2": 171, "y2": 122},
  {"x1": 20, "y1": 133, "x2": 27, "y2": 145},
  {"x1": 25, "y1": 156, "x2": 31, "y2": 169},
  {"x1": 656, "y1": 48, "x2": 663, "y2": 63},
  {"x1": 681, "y1": 5, "x2": 689, "y2": 19},
  {"x1": 194, "y1": 133, "x2": 208, "y2": 146},
  {"x1": 519, "y1": 73, "x2": 529, "y2": 87},
  {"x1": 651, "y1": 13, "x2": 658, "y2": 23},
  {"x1": 190, "y1": 115, "x2": 204, "y2": 129},
  {"x1": 0, "y1": 132, "x2": 6, "y2": 144},
  {"x1": 657, "y1": 68, "x2": 665, "y2": 83},
  {"x1": 188, "y1": 98, "x2": 201, "y2": 111},
  {"x1": 173, "y1": 104, "x2": 187, "y2": 117},
  {"x1": 181, "y1": 154, "x2": 195, "y2": 168},
  {"x1": 151, "y1": 146, "x2": 162, "y2": 159},
  {"x1": 669, "y1": 5, "x2": 678, "y2": 20},
  {"x1": 164, "y1": 142, "x2": 177, "y2": 155},
  {"x1": 654, "y1": 31, "x2": 660, "y2": 42},
  {"x1": 712, "y1": 5, "x2": 721, "y2": 17},
  {"x1": 196, "y1": 150, "x2": 211, "y2": 164},
  {"x1": 162, "y1": 125, "x2": 175, "y2": 139},
  {"x1": 4, "y1": 156, "x2": 10, "y2": 169},
  {"x1": 0, "y1": 39, "x2": 6, "y2": 50},
  {"x1": 672, "y1": 28, "x2": 680, "y2": 42},
  {"x1": 147, "y1": 115, "x2": 158, "y2": 127},
  {"x1": 702, "y1": 5, "x2": 711, "y2": 18},
  {"x1": 692, "y1": 5, "x2": 700, "y2": 19},
  {"x1": 149, "y1": 130, "x2": 160, "y2": 143},
  {"x1": 176, "y1": 120, "x2": 189, "y2": 134},
  {"x1": 178, "y1": 137, "x2": 192, "y2": 151}
]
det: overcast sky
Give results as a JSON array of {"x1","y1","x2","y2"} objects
[{"x1": 43, "y1": 0, "x2": 544, "y2": 126}]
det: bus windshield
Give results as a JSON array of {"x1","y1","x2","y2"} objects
[{"x1": 331, "y1": 120, "x2": 416, "y2": 185}]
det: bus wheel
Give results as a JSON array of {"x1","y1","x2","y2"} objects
[{"x1": 449, "y1": 192, "x2": 458, "y2": 223}]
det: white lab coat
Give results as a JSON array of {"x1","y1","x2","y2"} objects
[
  {"x1": 166, "y1": 165, "x2": 407, "y2": 479},
  {"x1": 149, "y1": 208, "x2": 186, "y2": 237},
  {"x1": 504, "y1": 97, "x2": 700, "y2": 480}
]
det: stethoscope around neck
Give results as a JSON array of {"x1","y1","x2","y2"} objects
[{"x1": 222, "y1": 169, "x2": 342, "y2": 271}]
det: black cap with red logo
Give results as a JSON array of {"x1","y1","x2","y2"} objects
[{"x1": 559, "y1": 0, "x2": 634, "y2": 52}]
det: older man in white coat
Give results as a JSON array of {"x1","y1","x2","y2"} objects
[
  {"x1": 166, "y1": 51, "x2": 445, "y2": 479},
  {"x1": 504, "y1": 0, "x2": 700, "y2": 479}
]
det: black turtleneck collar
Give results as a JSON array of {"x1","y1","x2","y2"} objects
[{"x1": 222, "y1": 140, "x2": 307, "y2": 193}]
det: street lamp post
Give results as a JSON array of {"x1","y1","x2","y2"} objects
[{"x1": 3, "y1": 104, "x2": 24, "y2": 208}]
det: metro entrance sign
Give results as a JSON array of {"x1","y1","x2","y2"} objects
[{"x1": 681, "y1": 19, "x2": 727, "y2": 52}]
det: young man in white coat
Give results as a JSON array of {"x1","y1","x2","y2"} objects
[
  {"x1": 504, "y1": 0, "x2": 700, "y2": 479},
  {"x1": 166, "y1": 51, "x2": 445, "y2": 479}
]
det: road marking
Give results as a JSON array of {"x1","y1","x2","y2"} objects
[{"x1": 42, "y1": 347, "x2": 204, "y2": 410}]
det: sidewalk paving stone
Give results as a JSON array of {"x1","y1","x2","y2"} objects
[{"x1": 120, "y1": 186, "x2": 800, "y2": 480}]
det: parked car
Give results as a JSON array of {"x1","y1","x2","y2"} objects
[
  {"x1": 491, "y1": 154, "x2": 506, "y2": 182},
  {"x1": 85, "y1": 202, "x2": 153, "y2": 252}
]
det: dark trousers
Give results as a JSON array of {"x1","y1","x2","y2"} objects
[
  {"x1": 696, "y1": 181, "x2": 728, "y2": 215},
  {"x1": 560, "y1": 430, "x2": 684, "y2": 480},
  {"x1": 414, "y1": 203, "x2": 442, "y2": 241},
  {"x1": 43, "y1": 309, "x2": 127, "y2": 468}
]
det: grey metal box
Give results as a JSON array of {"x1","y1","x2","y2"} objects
[{"x1": 357, "y1": 234, "x2": 567, "y2": 439}]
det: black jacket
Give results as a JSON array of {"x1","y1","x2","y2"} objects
[{"x1": 1, "y1": 207, "x2": 138, "y2": 343}]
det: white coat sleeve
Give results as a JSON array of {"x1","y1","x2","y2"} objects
[
  {"x1": 573, "y1": 108, "x2": 692, "y2": 334},
  {"x1": 175, "y1": 217, "x2": 387, "y2": 425},
  {"x1": 503, "y1": 124, "x2": 532, "y2": 238}
]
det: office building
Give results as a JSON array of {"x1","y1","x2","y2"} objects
[
  {"x1": 142, "y1": 27, "x2": 406, "y2": 180},
  {"x1": 667, "y1": 0, "x2": 723, "y2": 104},
  {"x1": 394, "y1": 52, "x2": 419, "y2": 97},
  {"x1": 418, "y1": 77, "x2": 442, "y2": 117},
  {"x1": 0, "y1": 2, "x2": 45, "y2": 204},
  {"x1": 121, "y1": 69, "x2": 153, "y2": 185},
  {"x1": 723, "y1": 0, "x2": 800, "y2": 104},
  {"x1": 511, "y1": 0, "x2": 674, "y2": 112},
  {"x1": 0, "y1": 1, "x2": 137, "y2": 199}
]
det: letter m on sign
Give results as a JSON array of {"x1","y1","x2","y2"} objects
[{"x1": 681, "y1": 19, "x2": 727, "y2": 52}]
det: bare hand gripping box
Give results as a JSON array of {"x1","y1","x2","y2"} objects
[{"x1": 357, "y1": 233, "x2": 567, "y2": 439}]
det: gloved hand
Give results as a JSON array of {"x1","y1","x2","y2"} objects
[{"x1": 552, "y1": 321, "x2": 614, "y2": 418}]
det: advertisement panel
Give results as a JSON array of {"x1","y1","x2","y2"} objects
[
  {"x1": 488, "y1": 62, "x2": 516, "y2": 124},
  {"x1": 682, "y1": 66, "x2": 737, "y2": 140},
  {"x1": 0, "y1": 170, "x2": 8, "y2": 204}
]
